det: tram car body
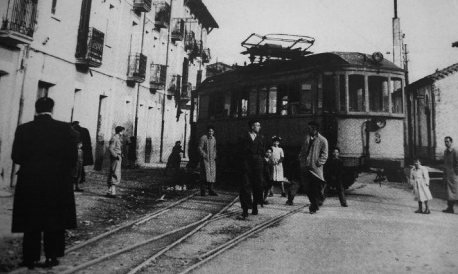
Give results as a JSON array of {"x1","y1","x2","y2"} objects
[{"x1": 193, "y1": 51, "x2": 406, "y2": 187}]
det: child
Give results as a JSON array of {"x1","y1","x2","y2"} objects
[
  {"x1": 165, "y1": 141, "x2": 184, "y2": 175},
  {"x1": 410, "y1": 158, "x2": 432, "y2": 214},
  {"x1": 72, "y1": 141, "x2": 84, "y2": 192},
  {"x1": 271, "y1": 136, "x2": 286, "y2": 197},
  {"x1": 263, "y1": 148, "x2": 274, "y2": 205},
  {"x1": 324, "y1": 147, "x2": 347, "y2": 207}
]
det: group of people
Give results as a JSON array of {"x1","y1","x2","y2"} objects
[{"x1": 409, "y1": 136, "x2": 458, "y2": 215}]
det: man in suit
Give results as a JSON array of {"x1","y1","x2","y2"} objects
[
  {"x1": 71, "y1": 121, "x2": 94, "y2": 188},
  {"x1": 11, "y1": 97, "x2": 78, "y2": 269},
  {"x1": 287, "y1": 121, "x2": 328, "y2": 214},
  {"x1": 107, "y1": 126, "x2": 125, "y2": 198},
  {"x1": 238, "y1": 120, "x2": 265, "y2": 219}
]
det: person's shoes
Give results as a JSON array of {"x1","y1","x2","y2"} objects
[
  {"x1": 106, "y1": 193, "x2": 117, "y2": 198},
  {"x1": 341, "y1": 202, "x2": 348, "y2": 207},
  {"x1": 263, "y1": 200, "x2": 269, "y2": 205},
  {"x1": 309, "y1": 210, "x2": 317, "y2": 214},
  {"x1": 252, "y1": 208, "x2": 258, "y2": 215},
  {"x1": 19, "y1": 261, "x2": 35, "y2": 269},
  {"x1": 208, "y1": 191, "x2": 218, "y2": 196},
  {"x1": 423, "y1": 209, "x2": 431, "y2": 214},
  {"x1": 75, "y1": 188, "x2": 84, "y2": 192},
  {"x1": 44, "y1": 257, "x2": 59, "y2": 267},
  {"x1": 415, "y1": 209, "x2": 423, "y2": 213},
  {"x1": 268, "y1": 191, "x2": 273, "y2": 197},
  {"x1": 318, "y1": 200, "x2": 324, "y2": 207},
  {"x1": 285, "y1": 200, "x2": 294, "y2": 206},
  {"x1": 442, "y1": 208, "x2": 454, "y2": 214},
  {"x1": 237, "y1": 211, "x2": 248, "y2": 220},
  {"x1": 281, "y1": 192, "x2": 286, "y2": 197}
]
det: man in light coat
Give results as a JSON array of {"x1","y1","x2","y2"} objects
[
  {"x1": 107, "y1": 126, "x2": 125, "y2": 198},
  {"x1": 198, "y1": 125, "x2": 218, "y2": 196},
  {"x1": 287, "y1": 121, "x2": 328, "y2": 214},
  {"x1": 442, "y1": 136, "x2": 458, "y2": 213}
]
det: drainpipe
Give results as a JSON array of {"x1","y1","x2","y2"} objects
[
  {"x1": 133, "y1": 11, "x2": 147, "y2": 157},
  {"x1": 159, "y1": 0, "x2": 174, "y2": 162}
]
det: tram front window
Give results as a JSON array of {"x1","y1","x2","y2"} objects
[
  {"x1": 241, "y1": 90, "x2": 249, "y2": 117},
  {"x1": 369, "y1": 76, "x2": 389, "y2": 113},
  {"x1": 301, "y1": 81, "x2": 313, "y2": 114},
  {"x1": 349, "y1": 75, "x2": 365, "y2": 112},
  {"x1": 259, "y1": 87, "x2": 268, "y2": 115},
  {"x1": 268, "y1": 87, "x2": 277, "y2": 114},
  {"x1": 249, "y1": 88, "x2": 257, "y2": 115},
  {"x1": 288, "y1": 82, "x2": 301, "y2": 115},
  {"x1": 278, "y1": 84, "x2": 288, "y2": 115},
  {"x1": 230, "y1": 91, "x2": 239, "y2": 118},
  {"x1": 391, "y1": 78, "x2": 403, "y2": 113}
]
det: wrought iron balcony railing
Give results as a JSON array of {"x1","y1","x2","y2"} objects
[
  {"x1": 202, "y1": 48, "x2": 211, "y2": 63},
  {"x1": 150, "y1": 63, "x2": 166, "y2": 90},
  {"x1": 171, "y1": 19, "x2": 185, "y2": 42},
  {"x1": 181, "y1": 83, "x2": 192, "y2": 101},
  {"x1": 154, "y1": 1, "x2": 170, "y2": 29},
  {"x1": 133, "y1": 0, "x2": 152, "y2": 12},
  {"x1": 0, "y1": 0, "x2": 37, "y2": 45},
  {"x1": 75, "y1": 27, "x2": 104, "y2": 67},
  {"x1": 184, "y1": 31, "x2": 196, "y2": 51},
  {"x1": 127, "y1": 53, "x2": 147, "y2": 83}
]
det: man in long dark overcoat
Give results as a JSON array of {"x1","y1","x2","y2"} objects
[
  {"x1": 11, "y1": 97, "x2": 78, "y2": 269},
  {"x1": 71, "y1": 121, "x2": 94, "y2": 185},
  {"x1": 238, "y1": 120, "x2": 265, "y2": 219}
]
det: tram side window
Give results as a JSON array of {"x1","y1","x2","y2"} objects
[
  {"x1": 259, "y1": 87, "x2": 268, "y2": 115},
  {"x1": 288, "y1": 82, "x2": 300, "y2": 115},
  {"x1": 268, "y1": 86, "x2": 277, "y2": 114},
  {"x1": 249, "y1": 88, "x2": 257, "y2": 116},
  {"x1": 230, "y1": 91, "x2": 239, "y2": 118},
  {"x1": 339, "y1": 75, "x2": 346, "y2": 111},
  {"x1": 349, "y1": 75, "x2": 365, "y2": 112},
  {"x1": 277, "y1": 84, "x2": 288, "y2": 115},
  {"x1": 199, "y1": 95, "x2": 209, "y2": 120},
  {"x1": 301, "y1": 80, "x2": 313, "y2": 114},
  {"x1": 241, "y1": 89, "x2": 249, "y2": 117},
  {"x1": 368, "y1": 76, "x2": 389, "y2": 112},
  {"x1": 323, "y1": 75, "x2": 336, "y2": 112},
  {"x1": 391, "y1": 78, "x2": 403, "y2": 113},
  {"x1": 214, "y1": 93, "x2": 229, "y2": 118},
  {"x1": 208, "y1": 94, "x2": 216, "y2": 119}
]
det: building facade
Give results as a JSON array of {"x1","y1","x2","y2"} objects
[
  {"x1": 0, "y1": 0, "x2": 217, "y2": 191},
  {"x1": 406, "y1": 63, "x2": 458, "y2": 164}
]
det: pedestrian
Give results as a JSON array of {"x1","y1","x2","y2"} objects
[
  {"x1": 70, "y1": 121, "x2": 93, "y2": 184},
  {"x1": 262, "y1": 148, "x2": 274, "y2": 205},
  {"x1": 237, "y1": 120, "x2": 265, "y2": 219},
  {"x1": 198, "y1": 125, "x2": 218, "y2": 196},
  {"x1": 72, "y1": 140, "x2": 84, "y2": 192},
  {"x1": 409, "y1": 157, "x2": 432, "y2": 214},
  {"x1": 324, "y1": 147, "x2": 348, "y2": 207},
  {"x1": 271, "y1": 136, "x2": 286, "y2": 197},
  {"x1": 165, "y1": 141, "x2": 184, "y2": 175},
  {"x1": 11, "y1": 97, "x2": 78, "y2": 269},
  {"x1": 127, "y1": 136, "x2": 137, "y2": 169},
  {"x1": 442, "y1": 136, "x2": 458, "y2": 213},
  {"x1": 107, "y1": 126, "x2": 125, "y2": 198},
  {"x1": 287, "y1": 121, "x2": 328, "y2": 214}
]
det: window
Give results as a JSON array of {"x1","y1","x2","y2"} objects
[
  {"x1": 277, "y1": 84, "x2": 288, "y2": 115},
  {"x1": 369, "y1": 76, "x2": 389, "y2": 112},
  {"x1": 268, "y1": 86, "x2": 277, "y2": 114},
  {"x1": 323, "y1": 75, "x2": 336, "y2": 112},
  {"x1": 391, "y1": 78, "x2": 403, "y2": 113},
  {"x1": 249, "y1": 88, "x2": 257, "y2": 116},
  {"x1": 240, "y1": 89, "x2": 249, "y2": 117},
  {"x1": 349, "y1": 75, "x2": 365, "y2": 112},
  {"x1": 198, "y1": 95, "x2": 209, "y2": 120},
  {"x1": 288, "y1": 83, "x2": 301, "y2": 115},
  {"x1": 230, "y1": 91, "x2": 239, "y2": 117},
  {"x1": 339, "y1": 75, "x2": 346, "y2": 111},
  {"x1": 37, "y1": 81, "x2": 54, "y2": 99},
  {"x1": 214, "y1": 93, "x2": 230, "y2": 118},
  {"x1": 301, "y1": 80, "x2": 313, "y2": 114},
  {"x1": 259, "y1": 87, "x2": 268, "y2": 115}
]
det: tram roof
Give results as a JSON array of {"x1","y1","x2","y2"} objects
[{"x1": 199, "y1": 52, "x2": 404, "y2": 90}]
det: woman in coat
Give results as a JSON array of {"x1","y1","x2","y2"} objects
[
  {"x1": 410, "y1": 158, "x2": 432, "y2": 214},
  {"x1": 198, "y1": 125, "x2": 218, "y2": 196}
]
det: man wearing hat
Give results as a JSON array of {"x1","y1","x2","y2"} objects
[{"x1": 287, "y1": 121, "x2": 328, "y2": 214}]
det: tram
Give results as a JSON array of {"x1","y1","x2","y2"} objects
[{"x1": 191, "y1": 34, "x2": 406, "y2": 187}]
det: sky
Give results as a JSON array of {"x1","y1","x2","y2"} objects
[{"x1": 202, "y1": 0, "x2": 458, "y2": 83}]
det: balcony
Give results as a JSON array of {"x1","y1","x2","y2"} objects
[
  {"x1": 0, "y1": 0, "x2": 38, "y2": 46},
  {"x1": 154, "y1": 1, "x2": 170, "y2": 29},
  {"x1": 181, "y1": 83, "x2": 192, "y2": 102},
  {"x1": 150, "y1": 63, "x2": 166, "y2": 90},
  {"x1": 202, "y1": 48, "x2": 211, "y2": 63},
  {"x1": 184, "y1": 31, "x2": 196, "y2": 52},
  {"x1": 127, "y1": 53, "x2": 147, "y2": 83},
  {"x1": 168, "y1": 74, "x2": 181, "y2": 96},
  {"x1": 171, "y1": 19, "x2": 185, "y2": 42},
  {"x1": 133, "y1": 0, "x2": 152, "y2": 12},
  {"x1": 75, "y1": 27, "x2": 104, "y2": 67}
]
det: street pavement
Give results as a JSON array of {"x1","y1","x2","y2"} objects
[{"x1": 193, "y1": 173, "x2": 458, "y2": 274}]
